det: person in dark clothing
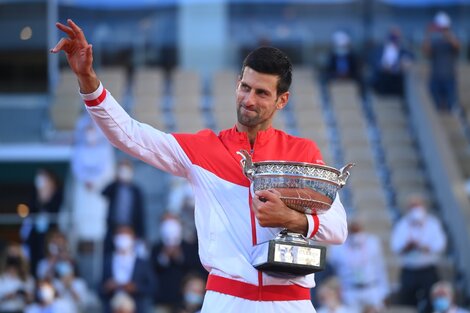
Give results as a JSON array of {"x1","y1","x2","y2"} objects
[
  {"x1": 102, "y1": 160, "x2": 146, "y2": 255},
  {"x1": 21, "y1": 168, "x2": 63, "y2": 277},
  {"x1": 151, "y1": 214, "x2": 206, "y2": 313},
  {"x1": 423, "y1": 11, "x2": 461, "y2": 112},
  {"x1": 101, "y1": 226, "x2": 155, "y2": 313},
  {"x1": 370, "y1": 27, "x2": 413, "y2": 97}
]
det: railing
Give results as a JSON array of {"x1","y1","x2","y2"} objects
[{"x1": 405, "y1": 66, "x2": 470, "y2": 299}]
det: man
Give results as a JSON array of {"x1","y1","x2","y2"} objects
[
  {"x1": 102, "y1": 159, "x2": 146, "y2": 255},
  {"x1": 430, "y1": 281, "x2": 470, "y2": 313},
  {"x1": 423, "y1": 11, "x2": 461, "y2": 112},
  {"x1": 101, "y1": 226, "x2": 155, "y2": 313},
  {"x1": 329, "y1": 216, "x2": 389, "y2": 312},
  {"x1": 390, "y1": 194, "x2": 447, "y2": 313},
  {"x1": 51, "y1": 19, "x2": 348, "y2": 312}
]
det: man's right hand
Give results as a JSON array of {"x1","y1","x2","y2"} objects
[{"x1": 50, "y1": 19, "x2": 100, "y2": 94}]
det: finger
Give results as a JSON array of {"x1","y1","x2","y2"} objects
[
  {"x1": 55, "y1": 22, "x2": 76, "y2": 39},
  {"x1": 50, "y1": 37, "x2": 72, "y2": 53},
  {"x1": 67, "y1": 19, "x2": 88, "y2": 45},
  {"x1": 255, "y1": 189, "x2": 280, "y2": 202}
]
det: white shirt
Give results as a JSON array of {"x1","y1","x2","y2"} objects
[
  {"x1": 0, "y1": 273, "x2": 35, "y2": 311},
  {"x1": 390, "y1": 211, "x2": 446, "y2": 268},
  {"x1": 112, "y1": 252, "x2": 136, "y2": 284},
  {"x1": 329, "y1": 232, "x2": 389, "y2": 302}
]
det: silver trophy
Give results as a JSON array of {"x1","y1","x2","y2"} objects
[{"x1": 237, "y1": 149, "x2": 354, "y2": 277}]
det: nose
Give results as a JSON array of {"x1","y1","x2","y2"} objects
[{"x1": 244, "y1": 90, "x2": 256, "y2": 107}]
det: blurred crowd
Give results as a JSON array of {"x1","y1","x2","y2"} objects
[{"x1": 0, "y1": 10, "x2": 468, "y2": 313}]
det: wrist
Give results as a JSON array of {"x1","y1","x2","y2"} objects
[
  {"x1": 285, "y1": 211, "x2": 308, "y2": 236},
  {"x1": 77, "y1": 71, "x2": 100, "y2": 94}
]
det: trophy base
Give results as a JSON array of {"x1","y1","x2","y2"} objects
[{"x1": 251, "y1": 231, "x2": 327, "y2": 278}]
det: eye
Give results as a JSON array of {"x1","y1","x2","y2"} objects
[{"x1": 240, "y1": 83, "x2": 250, "y2": 91}]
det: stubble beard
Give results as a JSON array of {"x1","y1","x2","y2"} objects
[{"x1": 237, "y1": 105, "x2": 261, "y2": 127}]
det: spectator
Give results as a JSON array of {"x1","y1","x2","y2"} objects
[
  {"x1": 24, "y1": 280, "x2": 75, "y2": 313},
  {"x1": 101, "y1": 226, "x2": 155, "y2": 313},
  {"x1": 36, "y1": 230, "x2": 73, "y2": 281},
  {"x1": 52, "y1": 259, "x2": 93, "y2": 312},
  {"x1": 370, "y1": 27, "x2": 413, "y2": 97},
  {"x1": 390, "y1": 194, "x2": 447, "y2": 313},
  {"x1": 21, "y1": 168, "x2": 63, "y2": 275},
  {"x1": 324, "y1": 31, "x2": 362, "y2": 83},
  {"x1": 177, "y1": 273, "x2": 206, "y2": 313},
  {"x1": 423, "y1": 11, "x2": 461, "y2": 112},
  {"x1": 71, "y1": 112, "x2": 115, "y2": 287},
  {"x1": 102, "y1": 159, "x2": 146, "y2": 255},
  {"x1": 0, "y1": 243, "x2": 35, "y2": 313},
  {"x1": 151, "y1": 214, "x2": 205, "y2": 313},
  {"x1": 166, "y1": 176, "x2": 196, "y2": 243},
  {"x1": 430, "y1": 281, "x2": 470, "y2": 313},
  {"x1": 329, "y1": 215, "x2": 389, "y2": 312},
  {"x1": 316, "y1": 278, "x2": 360, "y2": 313},
  {"x1": 110, "y1": 292, "x2": 135, "y2": 313}
]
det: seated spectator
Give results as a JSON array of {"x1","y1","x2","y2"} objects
[
  {"x1": 110, "y1": 292, "x2": 135, "y2": 313},
  {"x1": 36, "y1": 230, "x2": 74, "y2": 281},
  {"x1": 177, "y1": 273, "x2": 206, "y2": 313},
  {"x1": 422, "y1": 11, "x2": 461, "y2": 112},
  {"x1": 316, "y1": 278, "x2": 360, "y2": 313},
  {"x1": 24, "y1": 280, "x2": 75, "y2": 313},
  {"x1": 370, "y1": 27, "x2": 413, "y2": 97},
  {"x1": 101, "y1": 226, "x2": 155, "y2": 313},
  {"x1": 390, "y1": 194, "x2": 447, "y2": 313},
  {"x1": 329, "y1": 215, "x2": 389, "y2": 312},
  {"x1": 52, "y1": 259, "x2": 92, "y2": 312},
  {"x1": 430, "y1": 281, "x2": 470, "y2": 313},
  {"x1": 0, "y1": 243, "x2": 35, "y2": 313},
  {"x1": 102, "y1": 159, "x2": 146, "y2": 255},
  {"x1": 324, "y1": 31, "x2": 362, "y2": 83}
]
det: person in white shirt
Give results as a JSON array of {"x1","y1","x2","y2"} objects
[
  {"x1": 329, "y1": 216, "x2": 389, "y2": 312},
  {"x1": 431, "y1": 281, "x2": 470, "y2": 313},
  {"x1": 316, "y1": 278, "x2": 360, "y2": 313},
  {"x1": 390, "y1": 194, "x2": 447, "y2": 313}
]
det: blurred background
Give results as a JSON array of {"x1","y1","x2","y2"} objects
[{"x1": 0, "y1": 0, "x2": 470, "y2": 312}]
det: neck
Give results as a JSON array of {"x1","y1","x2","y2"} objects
[{"x1": 236, "y1": 122, "x2": 271, "y2": 147}]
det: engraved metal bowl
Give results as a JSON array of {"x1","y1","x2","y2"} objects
[{"x1": 237, "y1": 150, "x2": 354, "y2": 215}]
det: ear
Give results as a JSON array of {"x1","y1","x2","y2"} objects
[{"x1": 276, "y1": 92, "x2": 289, "y2": 110}]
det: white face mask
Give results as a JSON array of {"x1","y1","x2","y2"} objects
[
  {"x1": 39, "y1": 286, "x2": 55, "y2": 304},
  {"x1": 35, "y1": 175, "x2": 46, "y2": 190},
  {"x1": 114, "y1": 234, "x2": 134, "y2": 252},
  {"x1": 409, "y1": 206, "x2": 426, "y2": 222},
  {"x1": 184, "y1": 291, "x2": 204, "y2": 306},
  {"x1": 160, "y1": 219, "x2": 183, "y2": 246},
  {"x1": 117, "y1": 166, "x2": 133, "y2": 183}
]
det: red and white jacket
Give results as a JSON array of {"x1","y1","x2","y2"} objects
[{"x1": 82, "y1": 83, "x2": 348, "y2": 301}]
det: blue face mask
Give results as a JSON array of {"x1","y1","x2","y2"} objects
[{"x1": 433, "y1": 297, "x2": 450, "y2": 312}]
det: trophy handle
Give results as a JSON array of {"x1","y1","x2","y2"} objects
[
  {"x1": 338, "y1": 163, "x2": 355, "y2": 187},
  {"x1": 237, "y1": 149, "x2": 255, "y2": 180}
]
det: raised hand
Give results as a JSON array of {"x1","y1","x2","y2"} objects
[{"x1": 50, "y1": 19, "x2": 99, "y2": 93}]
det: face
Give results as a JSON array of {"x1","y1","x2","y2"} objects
[{"x1": 236, "y1": 67, "x2": 289, "y2": 130}]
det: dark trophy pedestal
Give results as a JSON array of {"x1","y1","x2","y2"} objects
[{"x1": 251, "y1": 230, "x2": 326, "y2": 277}]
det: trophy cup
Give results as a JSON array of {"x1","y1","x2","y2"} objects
[{"x1": 237, "y1": 149, "x2": 354, "y2": 277}]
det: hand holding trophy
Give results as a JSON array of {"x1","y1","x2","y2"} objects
[{"x1": 237, "y1": 149, "x2": 354, "y2": 277}]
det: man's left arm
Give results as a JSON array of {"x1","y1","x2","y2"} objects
[{"x1": 252, "y1": 190, "x2": 347, "y2": 244}]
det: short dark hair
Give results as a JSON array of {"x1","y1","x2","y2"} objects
[{"x1": 241, "y1": 46, "x2": 292, "y2": 95}]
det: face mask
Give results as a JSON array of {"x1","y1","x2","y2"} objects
[
  {"x1": 35, "y1": 175, "x2": 46, "y2": 190},
  {"x1": 38, "y1": 286, "x2": 55, "y2": 304},
  {"x1": 184, "y1": 292, "x2": 204, "y2": 306},
  {"x1": 160, "y1": 219, "x2": 183, "y2": 246},
  {"x1": 433, "y1": 296, "x2": 450, "y2": 312},
  {"x1": 409, "y1": 206, "x2": 426, "y2": 222},
  {"x1": 48, "y1": 243, "x2": 59, "y2": 256},
  {"x1": 56, "y1": 261, "x2": 73, "y2": 277},
  {"x1": 114, "y1": 234, "x2": 134, "y2": 252},
  {"x1": 117, "y1": 166, "x2": 133, "y2": 183}
]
